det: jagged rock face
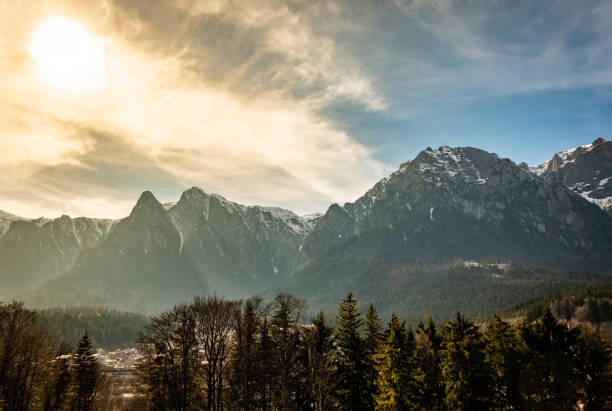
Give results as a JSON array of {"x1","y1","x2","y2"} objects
[
  {"x1": 25, "y1": 192, "x2": 204, "y2": 312},
  {"x1": 0, "y1": 215, "x2": 113, "y2": 296},
  {"x1": 531, "y1": 138, "x2": 612, "y2": 215},
  {"x1": 0, "y1": 210, "x2": 21, "y2": 238},
  {"x1": 297, "y1": 146, "x2": 612, "y2": 271},
  {"x1": 21, "y1": 189, "x2": 317, "y2": 312},
  {"x1": 168, "y1": 187, "x2": 311, "y2": 295}
]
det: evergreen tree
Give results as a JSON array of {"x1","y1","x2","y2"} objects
[
  {"x1": 519, "y1": 307, "x2": 581, "y2": 409},
  {"x1": 270, "y1": 293, "x2": 305, "y2": 410},
  {"x1": 71, "y1": 332, "x2": 103, "y2": 411},
  {"x1": 440, "y1": 311, "x2": 493, "y2": 410},
  {"x1": 228, "y1": 297, "x2": 268, "y2": 411},
  {"x1": 364, "y1": 304, "x2": 383, "y2": 409},
  {"x1": 335, "y1": 292, "x2": 369, "y2": 410},
  {"x1": 484, "y1": 315, "x2": 522, "y2": 410},
  {"x1": 576, "y1": 326, "x2": 611, "y2": 410},
  {"x1": 414, "y1": 316, "x2": 443, "y2": 410},
  {"x1": 373, "y1": 314, "x2": 417, "y2": 410}
]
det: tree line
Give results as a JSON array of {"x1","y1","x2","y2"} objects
[
  {"x1": 137, "y1": 292, "x2": 611, "y2": 410},
  {"x1": 0, "y1": 302, "x2": 106, "y2": 410},
  {"x1": 38, "y1": 306, "x2": 149, "y2": 351}
]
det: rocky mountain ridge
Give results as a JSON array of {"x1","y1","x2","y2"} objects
[
  {"x1": 296, "y1": 145, "x2": 611, "y2": 272},
  {"x1": 2, "y1": 141, "x2": 611, "y2": 313},
  {"x1": 12, "y1": 189, "x2": 319, "y2": 310},
  {"x1": 0, "y1": 214, "x2": 114, "y2": 297},
  {"x1": 530, "y1": 138, "x2": 612, "y2": 215}
]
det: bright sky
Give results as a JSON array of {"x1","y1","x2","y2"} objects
[{"x1": 1, "y1": 0, "x2": 611, "y2": 218}]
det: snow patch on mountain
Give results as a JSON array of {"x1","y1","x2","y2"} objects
[
  {"x1": 530, "y1": 143, "x2": 594, "y2": 176},
  {"x1": 530, "y1": 138, "x2": 611, "y2": 214},
  {"x1": 412, "y1": 146, "x2": 490, "y2": 186}
]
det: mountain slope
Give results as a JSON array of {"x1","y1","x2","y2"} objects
[
  {"x1": 530, "y1": 138, "x2": 612, "y2": 215},
  {"x1": 168, "y1": 187, "x2": 312, "y2": 296},
  {"x1": 297, "y1": 146, "x2": 612, "y2": 271},
  {"x1": 284, "y1": 145, "x2": 612, "y2": 317},
  {"x1": 0, "y1": 215, "x2": 113, "y2": 297},
  {"x1": 21, "y1": 189, "x2": 317, "y2": 312},
  {"x1": 22, "y1": 191, "x2": 204, "y2": 312}
]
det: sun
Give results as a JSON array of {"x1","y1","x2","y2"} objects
[{"x1": 28, "y1": 16, "x2": 106, "y2": 93}]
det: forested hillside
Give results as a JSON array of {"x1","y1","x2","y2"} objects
[{"x1": 38, "y1": 307, "x2": 149, "y2": 350}]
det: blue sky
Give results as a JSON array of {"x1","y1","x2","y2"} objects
[{"x1": 1, "y1": 0, "x2": 611, "y2": 217}]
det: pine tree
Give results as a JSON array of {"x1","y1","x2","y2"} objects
[
  {"x1": 576, "y1": 326, "x2": 612, "y2": 410},
  {"x1": 440, "y1": 312, "x2": 493, "y2": 410},
  {"x1": 373, "y1": 314, "x2": 417, "y2": 410},
  {"x1": 270, "y1": 293, "x2": 305, "y2": 409},
  {"x1": 414, "y1": 316, "x2": 443, "y2": 410},
  {"x1": 72, "y1": 332, "x2": 102, "y2": 411},
  {"x1": 364, "y1": 304, "x2": 383, "y2": 409},
  {"x1": 485, "y1": 315, "x2": 522, "y2": 410},
  {"x1": 519, "y1": 307, "x2": 581, "y2": 409},
  {"x1": 335, "y1": 292, "x2": 369, "y2": 410}
]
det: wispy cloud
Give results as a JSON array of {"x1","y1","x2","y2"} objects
[
  {"x1": 0, "y1": 0, "x2": 386, "y2": 218},
  {"x1": 2, "y1": 0, "x2": 611, "y2": 218}
]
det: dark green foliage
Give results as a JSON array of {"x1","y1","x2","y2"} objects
[
  {"x1": 440, "y1": 312, "x2": 493, "y2": 410},
  {"x1": 282, "y1": 259, "x2": 612, "y2": 321},
  {"x1": 373, "y1": 314, "x2": 418, "y2": 409},
  {"x1": 72, "y1": 332, "x2": 104, "y2": 411},
  {"x1": 38, "y1": 306, "x2": 149, "y2": 351},
  {"x1": 228, "y1": 296, "x2": 269, "y2": 410},
  {"x1": 269, "y1": 293, "x2": 305, "y2": 410},
  {"x1": 3, "y1": 292, "x2": 612, "y2": 410},
  {"x1": 484, "y1": 316, "x2": 522, "y2": 409},
  {"x1": 576, "y1": 327, "x2": 612, "y2": 410},
  {"x1": 364, "y1": 304, "x2": 383, "y2": 408},
  {"x1": 414, "y1": 317, "x2": 444, "y2": 410},
  {"x1": 519, "y1": 307, "x2": 581, "y2": 409},
  {"x1": 335, "y1": 292, "x2": 370, "y2": 410},
  {"x1": 507, "y1": 284, "x2": 612, "y2": 323}
]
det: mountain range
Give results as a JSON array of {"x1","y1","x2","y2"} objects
[{"x1": 1, "y1": 139, "x2": 611, "y2": 316}]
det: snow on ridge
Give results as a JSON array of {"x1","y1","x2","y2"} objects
[
  {"x1": 416, "y1": 146, "x2": 488, "y2": 185},
  {"x1": 529, "y1": 143, "x2": 593, "y2": 175}
]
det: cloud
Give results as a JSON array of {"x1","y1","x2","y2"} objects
[
  {"x1": 0, "y1": 0, "x2": 387, "y2": 218},
  {"x1": 2, "y1": 0, "x2": 612, "y2": 219},
  {"x1": 384, "y1": 0, "x2": 612, "y2": 108}
]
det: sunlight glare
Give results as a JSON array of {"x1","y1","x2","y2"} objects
[{"x1": 28, "y1": 16, "x2": 105, "y2": 93}]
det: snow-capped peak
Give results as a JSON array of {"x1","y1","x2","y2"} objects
[{"x1": 410, "y1": 146, "x2": 489, "y2": 186}]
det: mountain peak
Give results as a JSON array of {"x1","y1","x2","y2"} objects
[
  {"x1": 131, "y1": 191, "x2": 165, "y2": 217},
  {"x1": 592, "y1": 137, "x2": 606, "y2": 147},
  {"x1": 529, "y1": 138, "x2": 611, "y2": 214},
  {"x1": 179, "y1": 186, "x2": 211, "y2": 203},
  {"x1": 135, "y1": 191, "x2": 159, "y2": 206}
]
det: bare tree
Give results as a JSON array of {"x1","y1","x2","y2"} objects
[
  {"x1": 192, "y1": 295, "x2": 237, "y2": 411},
  {"x1": 0, "y1": 301, "x2": 56, "y2": 411},
  {"x1": 304, "y1": 312, "x2": 337, "y2": 411},
  {"x1": 137, "y1": 303, "x2": 199, "y2": 411}
]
